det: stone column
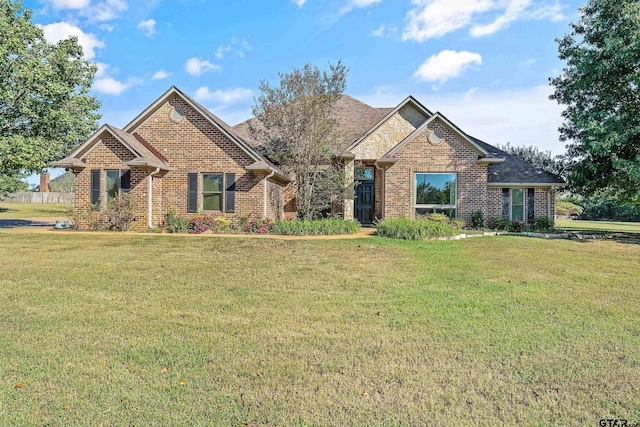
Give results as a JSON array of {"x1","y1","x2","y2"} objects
[{"x1": 343, "y1": 160, "x2": 354, "y2": 220}]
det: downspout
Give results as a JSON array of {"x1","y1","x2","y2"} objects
[
  {"x1": 263, "y1": 170, "x2": 276, "y2": 219},
  {"x1": 547, "y1": 186, "x2": 554, "y2": 220},
  {"x1": 148, "y1": 168, "x2": 160, "y2": 228}
]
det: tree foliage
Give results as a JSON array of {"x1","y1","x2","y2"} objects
[
  {"x1": 0, "y1": 0, "x2": 101, "y2": 177},
  {"x1": 497, "y1": 143, "x2": 565, "y2": 177},
  {"x1": 550, "y1": 0, "x2": 640, "y2": 206},
  {"x1": 250, "y1": 61, "x2": 349, "y2": 220},
  {"x1": 0, "y1": 171, "x2": 27, "y2": 197}
]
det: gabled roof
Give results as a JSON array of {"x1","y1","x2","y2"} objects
[
  {"x1": 385, "y1": 112, "x2": 488, "y2": 157},
  {"x1": 233, "y1": 95, "x2": 392, "y2": 152},
  {"x1": 346, "y1": 95, "x2": 433, "y2": 152},
  {"x1": 58, "y1": 124, "x2": 170, "y2": 171}
]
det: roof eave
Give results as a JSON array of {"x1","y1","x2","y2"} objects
[
  {"x1": 49, "y1": 157, "x2": 87, "y2": 170},
  {"x1": 487, "y1": 182, "x2": 567, "y2": 187},
  {"x1": 477, "y1": 157, "x2": 506, "y2": 166}
]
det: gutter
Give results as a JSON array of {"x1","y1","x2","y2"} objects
[{"x1": 148, "y1": 168, "x2": 160, "y2": 228}]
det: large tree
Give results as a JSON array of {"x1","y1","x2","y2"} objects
[
  {"x1": 250, "y1": 61, "x2": 349, "y2": 220},
  {"x1": 550, "y1": 0, "x2": 640, "y2": 206},
  {"x1": 0, "y1": 0, "x2": 101, "y2": 178}
]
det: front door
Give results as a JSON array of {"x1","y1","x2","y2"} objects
[{"x1": 355, "y1": 181, "x2": 375, "y2": 225}]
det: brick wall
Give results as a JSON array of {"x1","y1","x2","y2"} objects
[
  {"x1": 129, "y1": 96, "x2": 278, "y2": 224},
  {"x1": 384, "y1": 118, "x2": 489, "y2": 225}
]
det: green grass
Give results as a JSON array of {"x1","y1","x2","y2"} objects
[
  {"x1": 0, "y1": 234, "x2": 638, "y2": 426},
  {"x1": 0, "y1": 203, "x2": 66, "y2": 219},
  {"x1": 556, "y1": 219, "x2": 640, "y2": 234}
]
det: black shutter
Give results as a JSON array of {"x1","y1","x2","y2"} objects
[
  {"x1": 91, "y1": 169, "x2": 101, "y2": 209},
  {"x1": 187, "y1": 173, "x2": 198, "y2": 213},
  {"x1": 502, "y1": 188, "x2": 510, "y2": 219},
  {"x1": 121, "y1": 170, "x2": 131, "y2": 193},
  {"x1": 225, "y1": 173, "x2": 236, "y2": 213},
  {"x1": 527, "y1": 188, "x2": 535, "y2": 223}
]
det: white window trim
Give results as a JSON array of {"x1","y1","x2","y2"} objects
[
  {"x1": 201, "y1": 172, "x2": 224, "y2": 213},
  {"x1": 510, "y1": 188, "x2": 525, "y2": 221}
]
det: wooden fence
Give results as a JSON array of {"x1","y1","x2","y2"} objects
[{"x1": 5, "y1": 192, "x2": 73, "y2": 204}]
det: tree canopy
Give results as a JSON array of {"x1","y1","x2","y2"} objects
[
  {"x1": 550, "y1": 0, "x2": 640, "y2": 206},
  {"x1": 0, "y1": 0, "x2": 101, "y2": 178},
  {"x1": 250, "y1": 61, "x2": 350, "y2": 220}
]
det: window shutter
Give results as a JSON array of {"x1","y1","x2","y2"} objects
[
  {"x1": 527, "y1": 188, "x2": 535, "y2": 223},
  {"x1": 225, "y1": 173, "x2": 236, "y2": 213},
  {"x1": 187, "y1": 173, "x2": 198, "y2": 213},
  {"x1": 91, "y1": 169, "x2": 101, "y2": 209},
  {"x1": 121, "y1": 170, "x2": 131, "y2": 193},
  {"x1": 502, "y1": 188, "x2": 510, "y2": 219}
]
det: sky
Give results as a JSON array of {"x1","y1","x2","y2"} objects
[{"x1": 22, "y1": 0, "x2": 586, "y2": 186}]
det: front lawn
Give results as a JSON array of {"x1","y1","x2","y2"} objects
[
  {"x1": 0, "y1": 203, "x2": 66, "y2": 219},
  {"x1": 0, "y1": 234, "x2": 638, "y2": 426},
  {"x1": 556, "y1": 219, "x2": 640, "y2": 234}
]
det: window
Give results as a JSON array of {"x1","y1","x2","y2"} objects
[
  {"x1": 355, "y1": 166, "x2": 374, "y2": 180},
  {"x1": 105, "y1": 170, "x2": 119, "y2": 204},
  {"x1": 202, "y1": 173, "x2": 223, "y2": 211},
  {"x1": 511, "y1": 188, "x2": 524, "y2": 221},
  {"x1": 415, "y1": 173, "x2": 457, "y2": 217}
]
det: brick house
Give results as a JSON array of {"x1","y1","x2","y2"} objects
[{"x1": 52, "y1": 86, "x2": 565, "y2": 228}]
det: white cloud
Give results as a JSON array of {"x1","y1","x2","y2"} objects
[
  {"x1": 414, "y1": 50, "x2": 482, "y2": 84},
  {"x1": 194, "y1": 87, "x2": 253, "y2": 105},
  {"x1": 356, "y1": 85, "x2": 566, "y2": 154},
  {"x1": 152, "y1": 70, "x2": 172, "y2": 80},
  {"x1": 99, "y1": 23, "x2": 116, "y2": 32},
  {"x1": 292, "y1": 0, "x2": 307, "y2": 6},
  {"x1": 372, "y1": 24, "x2": 385, "y2": 37},
  {"x1": 184, "y1": 57, "x2": 220, "y2": 75},
  {"x1": 137, "y1": 19, "x2": 156, "y2": 37},
  {"x1": 93, "y1": 77, "x2": 133, "y2": 95},
  {"x1": 403, "y1": 0, "x2": 566, "y2": 41},
  {"x1": 215, "y1": 44, "x2": 231, "y2": 60},
  {"x1": 94, "y1": 62, "x2": 109, "y2": 77},
  {"x1": 340, "y1": 0, "x2": 382, "y2": 15},
  {"x1": 81, "y1": 0, "x2": 128, "y2": 22},
  {"x1": 45, "y1": 0, "x2": 90, "y2": 9},
  {"x1": 40, "y1": 22, "x2": 104, "y2": 59},
  {"x1": 470, "y1": 0, "x2": 530, "y2": 37}
]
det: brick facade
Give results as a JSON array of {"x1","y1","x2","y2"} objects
[{"x1": 383, "y1": 118, "x2": 489, "y2": 225}]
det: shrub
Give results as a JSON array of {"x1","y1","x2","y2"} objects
[
  {"x1": 70, "y1": 203, "x2": 107, "y2": 231},
  {"x1": 376, "y1": 218, "x2": 460, "y2": 240},
  {"x1": 509, "y1": 220, "x2": 525, "y2": 232},
  {"x1": 245, "y1": 217, "x2": 272, "y2": 234},
  {"x1": 488, "y1": 217, "x2": 511, "y2": 231},
  {"x1": 188, "y1": 215, "x2": 231, "y2": 234},
  {"x1": 424, "y1": 213, "x2": 450, "y2": 223},
  {"x1": 533, "y1": 216, "x2": 555, "y2": 232},
  {"x1": 272, "y1": 219, "x2": 360, "y2": 236},
  {"x1": 105, "y1": 193, "x2": 136, "y2": 231},
  {"x1": 164, "y1": 209, "x2": 189, "y2": 233},
  {"x1": 471, "y1": 211, "x2": 484, "y2": 229}
]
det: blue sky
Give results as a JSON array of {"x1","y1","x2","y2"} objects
[{"x1": 23, "y1": 0, "x2": 585, "y2": 185}]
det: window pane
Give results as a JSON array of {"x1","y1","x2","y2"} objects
[
  {"x1": 415, "y1": 173, "x2": 456, "y2": 205},
  {"x1": 512, "y1": 205, "x2": 524, "y2": 221},
  {"x1": 203, "y1": 193, "x2": 222, "y2": 211},
  {"x1": 512, "y1": 188, "x2": 524, "y2": 205},
  {"x1": 106, "y1": 170, "x2": 119, "y2": 202},
  {"x1": 202, "y1": 174, "x2": 222, "y2": 192},
  {"x1": 355, "y1": 167, "x2": 374, "y2": 180}
]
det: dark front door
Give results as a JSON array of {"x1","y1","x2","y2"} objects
[{"x1": 355, "y1": 182, "x2": 375, "y2": 225}]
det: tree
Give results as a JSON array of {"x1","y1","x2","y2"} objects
[
  {"x1": 550, "y1": 0, "x2": 640, "y2": 206},
  {"x1": 0, "y1": 171, "x2": 27, "y2": 198},
  {"x1": 0, "y1": 0, "x2": 101, "y2": 178},
  {"x1": 250, "y1": 61, "x2": 350, "y2": 220},
  {"x1": 497, "y1": 143, "x2": 565, "y2": 177}
]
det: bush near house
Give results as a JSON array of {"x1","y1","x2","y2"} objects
[
  {"x1": 376, "y1": 217, "x2": 462, "y2": 240},
  {"x1": 164, "y1": 210, "x2": 231, "y2": 234},
  {"x1": 488, "y1": 217, "x2": 555, "y2": 233},
  {"x1": 272, "y1": 219, "x2": 360, "y2": 236}
]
